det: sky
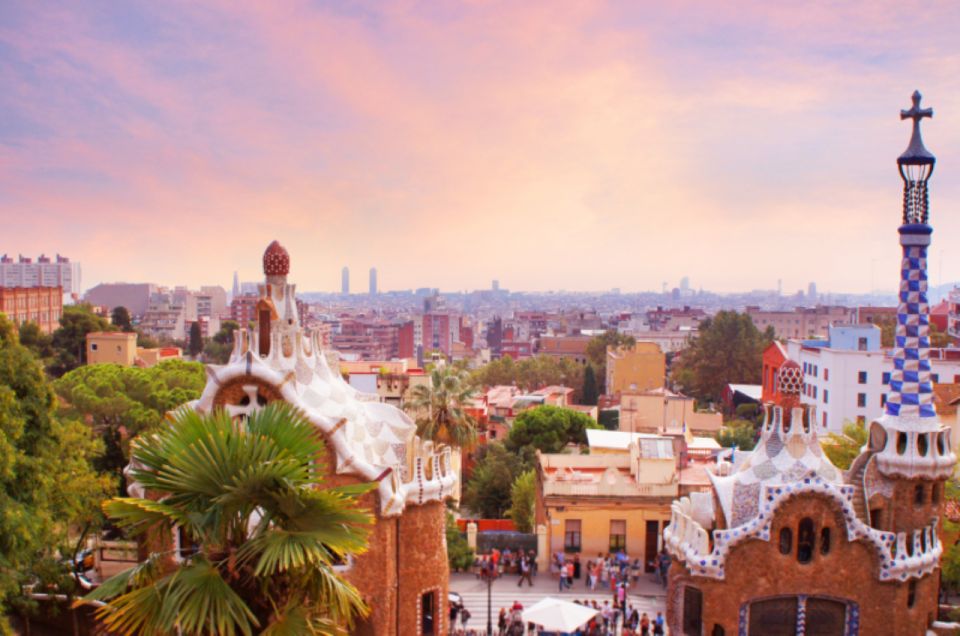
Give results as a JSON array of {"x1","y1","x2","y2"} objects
[{"x1": 2, "y1": 1, "x2": 960, "y2": 295}]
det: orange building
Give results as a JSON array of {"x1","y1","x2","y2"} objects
[{"x1": 0, "y1": 285, "x2": 62, "y2": 333}]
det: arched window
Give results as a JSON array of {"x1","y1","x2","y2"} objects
[
  {"x1": 779, "y1": 527, "x2": 793, "y2": 555},
  {"x1": 820, "y1": 527, "x2": 831, "y2": 556},
  {"x1": 907, "y1": 580, "x2": 917, "y2": 608},
  {"x1": 915, "y1": 483, "x2": 926, "y2": 506},
  {"x1": 918, "y1": 433, "x2": 929, "y2": 457},
  {"x1": 797, "y1": 518, "x2": 815, "y2": 564}
]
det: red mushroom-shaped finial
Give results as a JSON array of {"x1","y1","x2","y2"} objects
[{"x1": 263, "y1": 240, "x2": 290, "y2": 276}]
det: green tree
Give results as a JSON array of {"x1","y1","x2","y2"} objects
[
  {"x1": 872, "y1": 317, "x2": 953, "y2": 349},
  {"x1": 821, "y1": 421, "x2": 869, "y2": 470},
  {"x1": 506, "y1": 405, "x2": 600, "y2": 454},
  {"x1": 445, "y1": 512, "x2": 475, "y2": 572},
  {"x1": 405, "y1": 366, "x2": 478, "y2": 448},
  {"x1": 715, "y1": 419, "x2": 758, "y2": 451},
  {"x1": 81, "y1": 403, "x2": 373, "y2": 636},
  {"x1": 111, "y1": 306, "x2": 134, "y2": 332},
  {"x1": 204, "y1": 320, "x2": 240, "y2": 364},
  {"x1": 54, "y1": 360, "x2": 206, "y2": 487},
  {"x1": 49, "y1": 304, "x2": 114, "y2": 376},
  {"x1": 506, "y1": 469, "x2": 536, "y2": 533},
  {"x1": 671, "y1": 311, "x2": 771, "y2": 404},
  {"x1": 188, "y1": 322, "x2": 203, "y2": 357},
  {"x1": 940, "y1": 480, "x2": 960, "y2": 596},
  {"x1": 17, "y1": 321, "x2": 54, "y2": 364},
  {"x1": 471, "y1": 355, "x2": 585, "y2": 395},
  {"x1": 137, "y1": 332, "x2": 160, "y2": 349},
  {"x1": 462, "y1": 442, "x2": 527, "y2": 518},
  {"x1": 581, "y1": 364, "x2": 599, "y2": 406},
  {"x1": 0, "y1": 314, "x2": 111, "y2": 630}
]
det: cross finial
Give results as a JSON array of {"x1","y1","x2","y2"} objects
[
  {"x1": 898, "y1": 90, "x2": 935, "y2": 166},
  {"x1": 901, "y1": 90, "x2": 933, "y2": 124}
]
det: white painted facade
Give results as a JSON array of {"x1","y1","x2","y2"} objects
[{"x1": 786, "y1": 337, "x2": 960, "y2": 434}]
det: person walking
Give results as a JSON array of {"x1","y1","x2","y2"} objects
[
  {"x1": 460, "y1": 606, "x2": 472, "y2": 632},
  {"x1": 497, "y1": 608, "x2": 507, "y2": 635},
  {"x1": 639, "y1": 612, "x2": 650, "y2": 636},
  {"x1": 652, "y1": 611, "x2": 664, "y2": 635},
  {"x1": 517, "y1": 555, "x2": 533, "y2": 587}
]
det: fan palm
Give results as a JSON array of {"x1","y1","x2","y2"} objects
[
  {"x1": 79, "y1": 402, "x2": 373, "y2": 636},
  {"x1": 405, "y1": 366, "x2": 478, "y2": 448}
]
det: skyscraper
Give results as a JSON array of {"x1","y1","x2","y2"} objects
[
  {"x1": 231, "y1": 271, "x2": 240, "y2": 300},
  {"x1": 369, "y1": 267, "x2": 378, "y2": 295},
  {"x1": 341, "y1": 266, "x2": 349, "y2": 295}
]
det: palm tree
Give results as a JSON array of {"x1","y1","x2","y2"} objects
[
  {"x1": 405, "y1": 365, "x2": 478, "y2": 448},
  {"x1": 80, "y1": 402, "x2": 373, "y2": 636}
]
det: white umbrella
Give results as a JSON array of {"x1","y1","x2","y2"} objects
[{"x1": 521, "y1": 596, "x2": 599, "y2": 631}]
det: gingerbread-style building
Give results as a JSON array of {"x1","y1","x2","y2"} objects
[
  {"x1": 151, "y1": 241, "x2": 455, "y2": 634},
  {"x1": 664, "y1": 92, "x2": 957, "y2": 635}
]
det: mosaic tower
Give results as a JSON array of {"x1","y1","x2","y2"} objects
[{"x1": 873, "y1": 92, "x2": 954, "y2": 482}]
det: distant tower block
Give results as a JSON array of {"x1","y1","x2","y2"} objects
[
  {"x1": 232, "y1": 271, "x2": 240, "y2": 299},
  {"x1": 492, "y1": 279, "x2": 499, "y2": 291},
  {"x1": 341, "y1": 266, "x2": 349, "y2": 295},
  {"x1": 369, "y1": 267, "x2": 378, "y2": 295}
]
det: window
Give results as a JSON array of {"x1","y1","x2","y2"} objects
[
  {"x1": 779, "y1": 527, "x2": 793, "y2": 555},
  {"x1": 814, "y1": 365, "x2": 819, "y2": 377},
  {"x1": 881, "y1": 394, "x2": 887, "y2": 407},
  {"x1": 857, "y1": 393, "x2": 867, "y2": 408},
  {"x1": 858, "y1": 337, "x2": 868, "y2": 351},
  {"x1": 797, "y1": 518, "x2": 815, "y2": 564},
  {"x1": 907, "y1": 580, "x2": 917, "y2": 608},
  {"x1": 749, "y1": 597, "x2": 798, "y2": 636},
  {"x1": 932, "y1": 373, "x2": 940, "y2": 383},
  {"x1": 822, "y1": 412, "x2": 828, "y2": 428},
  {"x1": 870, "y1": 508, "x2": 884, "y2": 530},
  {"x1": 564, "y1": 519, "x2": 581, "y2": 552},
  {"x1": 823, "y1": 390, "x2": 829, "y2": 404},
  {"x1": 954, "y1": 374, "x2": 960, "y2": 384},
  {"x1": 858, "y1": 371, "x2": 867, "y2": 384},
  {"x1": 824, "y1": 368, "x2": 829, "y2": 381},
  {"x1": 820, "y1": 527, "x2": 831, "y2": 555},
  {"x1": 421, "y1": 591, "x2": 436, "y2": 635},
  {"x1": 683, "y1": 586, "x2": 703, "y2": 636},
  {"x1": 883, "y1": 372, "x2": 891, "y2": 385},
  {"x1": 915, "y1": 484, "x2": 926, "y2": 506},
  {"x1": 609, "y1": 520, "x2": 626, "y2": 552},
  {"x1": 90, "y1": 342, "x2": 98, "y2": 351}
]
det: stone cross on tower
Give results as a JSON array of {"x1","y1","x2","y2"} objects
[{"x1": 900, "y1": 90, "x2": 933, "y2": 141}]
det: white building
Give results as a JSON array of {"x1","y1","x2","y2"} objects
[
  {"x1": 786, "y1": 324, "x2": 960, "y2": 433},
  {"x1": 0, "y1": 253, "x2": 81, "y2": 297}
]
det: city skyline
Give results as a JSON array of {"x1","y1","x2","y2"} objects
[{"x1": 3, "y1": 2, "x2": 960, "y2": 294}]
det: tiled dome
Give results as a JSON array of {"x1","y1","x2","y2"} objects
[
  {"x1": 263, "y1": 240, "x2": 290, "y2": 276},
  {"x1": 778, "y1": 359, "x2": 803, "y2": 395}
]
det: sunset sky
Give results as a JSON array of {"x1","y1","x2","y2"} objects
[{"x1": 2, "y1": 1, "x2": 960, "y2": 295}]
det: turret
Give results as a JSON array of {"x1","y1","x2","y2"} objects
[{"x1": 871, "y1": 92, "x2": 956, "y2": 481}]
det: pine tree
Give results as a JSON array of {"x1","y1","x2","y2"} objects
[
  {"x1": 582, "y1": 364, "x2": 599, "y2": 405},
  {"x1": 188, "y1": 321, "x2": 203, "y2": 357},
  {"x1": 110, "y1": 306, "x2": 133, "y2": 332}
]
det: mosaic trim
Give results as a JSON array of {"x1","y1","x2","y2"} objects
[{"x1": 664, "y1": 475, "x2": 942, "y2": 582}]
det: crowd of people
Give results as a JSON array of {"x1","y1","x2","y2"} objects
[{"x1": 551, "y1": 550, "x2": 671, "y2": 592}]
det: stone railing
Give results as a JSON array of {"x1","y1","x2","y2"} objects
[{"x1": 543, "y1": 480, "x2": 678, "y2": 498}]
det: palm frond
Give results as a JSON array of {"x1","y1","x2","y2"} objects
[{"x1": 158, "y1": 558, "x2": 259, "y2": 636}]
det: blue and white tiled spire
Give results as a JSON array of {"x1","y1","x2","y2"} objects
[
  {"x1": 885, "y1": 91, "x2": 935, "y2": 419},
  {"x1": 874, "y1": 91, "x2": 955, "y2": 479}
]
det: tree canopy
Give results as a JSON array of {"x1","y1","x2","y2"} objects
[
  {"x1": 715, "y1": 419, "x2": 758, "y2": 451},
  {"x1": 54, "y1": 360, "x2": 206, "y2": 486},
  {"x1": 111, "y1": 306, "x2": 134, "y2": 332},
  {"x1": 506, "y1": 469, "x2": 536, "y2": 533},
  {"x1": 82, "y1": 403, "x2": 372, "y2": 635},
  {"x1": 462, "y1": 442, "x2": 528, "y2": 519},
  {"x1": 506, "y1": 405, "x2": 600, "y2": 454},
  {"x1": 0, "y1": 314, "x2": 111, "y2": 629},
  {"x1": 671, "y1": 311, "x2": 772, "y2": 404},
  {"x1": 471, "y1": 354, "x2": 584, "y2": 396},
  {"x1": 188, "y1": 322, "x2": 203, "y2": 357},
  {"x1": 820, "y1": 421, "x2": 868, "y2": 470},
  {"x1": 204, "y1": 320, "x2": 239, "y2": 364},
  {"x1": 585, "y1": 330, "x2": 635, "y2": 369}
]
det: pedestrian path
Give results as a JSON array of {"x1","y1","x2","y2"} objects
[{"x1": 449, "y1": 573, "x2": 666, "y2": 633}]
